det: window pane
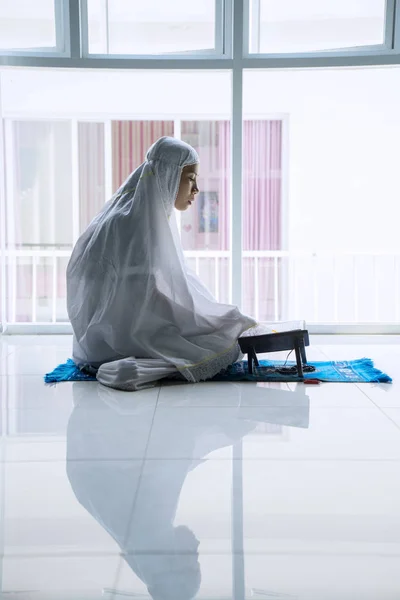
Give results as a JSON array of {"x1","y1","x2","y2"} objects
[
  {"x1": 243, "y1": 67, "x2": 400, "y2": 324},
  {"x1": 250, "y1": 0, "x2": 387, "y2": 54},
  {"x1": 0, "y1": 0, "x2": 57, "y2": 50},
  {"x1": 7, "y1": 121, "x2": 73, "y2": 249},
  {"x1": 87, "y1": 0, "x2": 216, "y2": 55}
]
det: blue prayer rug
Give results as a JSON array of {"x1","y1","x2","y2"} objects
[{"x1": 44, "y1": 357, "x2": 392, "y2": 385}]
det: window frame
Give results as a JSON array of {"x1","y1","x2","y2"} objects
[
  {"x1": 0, "y1": 0, "x2": 399, "y2": 67},
  {"x1": 1, "y1": 0, "x2": 400, "y2": 334}
]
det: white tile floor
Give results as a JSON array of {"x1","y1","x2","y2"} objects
[{"x1": 0, "y1": 334, "x2": 399, "y2": 600}]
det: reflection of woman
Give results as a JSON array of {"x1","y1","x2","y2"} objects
[
  {"x1": 67, "y1": 137, "x2": 258, "y2": 391},
  {"x1": 66, "y1": 382, "x2": 258, "y2": 600}
]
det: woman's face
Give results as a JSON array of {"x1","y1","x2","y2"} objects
[{"x1": 175, "y1": 164, "x2": 200, "y2": 211}]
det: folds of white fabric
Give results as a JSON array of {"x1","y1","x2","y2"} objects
[
  {"x1": 96, "y1": 357, "x2": 178, "y2": 392},
  {"x1": 67, "y1": 137, "x2": 258, "y2": 387},
  {"x1": 96, "y1": 323, "x2": 280, "y2": 392}
]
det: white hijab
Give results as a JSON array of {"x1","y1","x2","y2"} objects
[{"x1": 67, "y1": 136, "x2": 257, "y2": 382}]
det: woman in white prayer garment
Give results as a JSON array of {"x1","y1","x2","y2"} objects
[{"x1": 67, "y1": 137, "x2": 263, "y2": 391}]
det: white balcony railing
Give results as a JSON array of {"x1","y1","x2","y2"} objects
[{"x1": 1, "y1": 249, "x2": 400, "y2": 330}]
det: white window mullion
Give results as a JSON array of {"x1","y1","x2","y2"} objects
[
  {"x1": 231, "y1": 0, "x2": 244, "y2": 307},
  {"x1": 49, "y1": 124, "x2": 56, "y2": 252},
  {"x1": 0, "y1": 76, "x2": 7, "y2": 329},
  {"x1": 71, "y1": 120, "x2": 80, "y2": 244},
  {"x1": 174, "y1": 119, "x2": 182, "y2": 141},
  {"x1": 4, "y1": 120, "x2": 17, "y2": 324}
]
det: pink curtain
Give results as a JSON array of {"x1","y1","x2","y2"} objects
[
  {"x1": 243, "y1": 120, "x2": 283, "y2": 319},
  {"x1": 109, "y1": 119, "x2": 282, "y2": 319},
  {"x1": 184, "y1": 119, "x2": 282, "y2": 253},
  {"x1": 112, "y1": 121, "x2": 174, "y2": 191},
  {"x1": 180, "y1": 121, "x2": 229, "y2": 252},
  {"x1": 179, "y1": 121, "x2": 230, "y2": 300},
  {"x1": 243, "y1": 120, "x2": 282, "y2": 251},
  {"x1": 179, "y1": 119, "x2": 282, "y2": 315}
]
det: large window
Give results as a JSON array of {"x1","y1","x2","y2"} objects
[{"x1": 1, "y1": 1, "x2": 400, "y2": 333}]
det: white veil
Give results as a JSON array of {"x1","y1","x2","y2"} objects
[{"x1": 67, "y1": 137, "x2": 257, "y2": 383}]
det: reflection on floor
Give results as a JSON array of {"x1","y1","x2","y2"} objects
[{"x1": 0, "y1": 335, "x2": 400, "y2": 600}]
